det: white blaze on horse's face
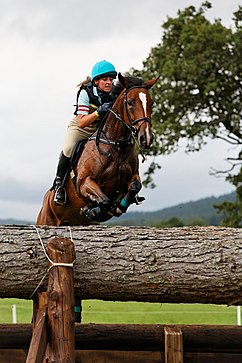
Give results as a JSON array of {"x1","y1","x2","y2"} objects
[
  {"x1": 139, "y1": 92, "x2": 147, "y2": 117},
  {"x1": 138, "y1": 92, "x2": 152, "y2": 147}
]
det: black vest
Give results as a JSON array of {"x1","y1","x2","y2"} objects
[{"x1": 74, "y1": 82, "x2": 113, "y2": 115}]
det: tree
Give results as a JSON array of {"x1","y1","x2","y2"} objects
[
  {"x1": 154, "y1": 216, "x2": 184, "y2": 228},
  {"x1": 215, "y1": 165, "x2": 242, "y2": 227},
  {"x1": 133, "y1": 2, "x2": 242, "y2": 227}
]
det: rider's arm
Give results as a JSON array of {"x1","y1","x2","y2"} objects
[
  {"x1": 76, "y1": 112, "x2": 98, "y2": 128},
  {"x1": 76, "y1": 88, "x2": 99, "y2": 128}
]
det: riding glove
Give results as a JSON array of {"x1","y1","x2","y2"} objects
[{"x1": 96, "y1": 102, "x2": 112, "y2": 116}]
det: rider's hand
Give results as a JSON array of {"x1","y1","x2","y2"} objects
[{"x1": 96, "y1": 102, "x2": 112, "y2": 117}]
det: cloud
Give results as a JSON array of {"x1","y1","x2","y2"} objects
[
  {"x1": 0, "y1": 0, "x2": 167, "y2": 43},
  {"x1": 0, "y1": 0, "x2": 241, "y2": 220},
  {"x1": 2, "y1": 0, "x2": 239, "y2": 44}
]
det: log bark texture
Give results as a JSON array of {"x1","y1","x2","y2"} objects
[{"x1": 0, "y1": 225, "x2": 241, "y2": 304}]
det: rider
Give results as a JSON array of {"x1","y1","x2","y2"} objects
[{"x1": 53, "y1": 60, "x2": 118, "y2": 205}]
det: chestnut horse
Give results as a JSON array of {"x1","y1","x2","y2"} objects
[{"x1": 37, "y1": 74, "x2": 158, "y2": 226}]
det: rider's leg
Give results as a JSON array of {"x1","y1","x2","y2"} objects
[
  {"x1": 53, "y1": 151, "x2": 70, "y2": 205},
  {"x1": 53, "y1": 121, "x2": 84, "y2": 205}
]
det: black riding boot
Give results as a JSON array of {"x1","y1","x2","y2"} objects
[{"x1": 53, "y1": 152, "x2": 70, "y2": 205}]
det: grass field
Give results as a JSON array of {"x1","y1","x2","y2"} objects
[{"x1": 0, "y1": 298, "x2": 238, "y2": 325}]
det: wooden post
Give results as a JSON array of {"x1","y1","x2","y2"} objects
[
  {"x1": 45, "y1": 237, "x2": 75, "y2": 363},
  {"x1": 164, "y1": 326, "x2": 183, "y2": 363},
  {"x1": 26, "y1": 292, "x2": 48, "y2": 363}
]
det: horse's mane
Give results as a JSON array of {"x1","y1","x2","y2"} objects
[
  {"x1": 125, "y1": 76, "x2": 144, "y2": 89},
  {"x1": 111, "y1": 76, "x2": 145, "y2": 99}
]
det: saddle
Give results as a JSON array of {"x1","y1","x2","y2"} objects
[
  {"x1": 70, "y1": 139, "x2": 87, "y2": 168},
  {"x1": 69, "y1": 139, "x2": 88, "y2": 186}
]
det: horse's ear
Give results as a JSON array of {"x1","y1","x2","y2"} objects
[
  {"x1": 145, "y1": 75, "x2": 161, "y2": 89},
  {"x1": 118, "y1": 72, "x2": 128, "y2": 89}
]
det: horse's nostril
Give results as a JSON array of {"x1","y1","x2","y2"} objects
[{"x1": 139, "y1": 135, "x2": 149, "y2": 149}]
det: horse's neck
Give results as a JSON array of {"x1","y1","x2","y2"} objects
[{"x1": 103, "y1": 105, "x2": 127, "y2": 140}]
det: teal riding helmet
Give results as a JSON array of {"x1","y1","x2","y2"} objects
[{"x1": 91, "y1": 60, "x2": 117, "y2": 81}]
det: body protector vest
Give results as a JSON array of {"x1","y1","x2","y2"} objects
[{"x1": 74, "y1": 82, "x2": 115, "y2": 116}]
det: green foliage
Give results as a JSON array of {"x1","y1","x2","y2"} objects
[
  {"x1": 133, "y1": 2, "x2": 242, "y2": 226},
  {"x1": 215, "y1": 166, "x2": 242, "y2": 227},
  {"x1": 155, "y1": 217, "x2": 184, "y2": 228}
]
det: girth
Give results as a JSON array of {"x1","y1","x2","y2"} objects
[{"x1": 89, "y1": 135, "x2": 134, "y2": 154}]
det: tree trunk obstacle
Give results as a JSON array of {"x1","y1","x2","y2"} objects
[
  {"x1": 0, "y1": 225, "x2": 242, "y2": 304},
  {"x1": 0, "y1": 225, "x2": 242, "y2": 362}
]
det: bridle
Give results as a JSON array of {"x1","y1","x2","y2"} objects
[
  {"x1": 107, "y1": 85, "x2": 152, "y2": 138},
  {"x1": 123, "y1": 85, "x2": 152, "y2": 138},
  {"x1": 91, "y1": 85, "x2": 152, "y2": 161}
]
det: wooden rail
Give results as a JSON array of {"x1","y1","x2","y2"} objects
[{"x1": 1, "y1": 324, "x2": 242, "y2": 352}]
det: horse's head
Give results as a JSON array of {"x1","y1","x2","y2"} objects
[{"x1": 118, "y1": 73, "x2": 159, "y2": 149}]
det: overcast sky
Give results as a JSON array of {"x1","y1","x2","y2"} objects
[{"x1": 0, "y1": 0, "x2": 240, "y2": 221}]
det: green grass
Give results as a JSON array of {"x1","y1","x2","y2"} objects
[
  {"x1": 0, "y1": 298, "x2": 238, "y2": 325},
  {"x1": 82, "y1": 300, "x2": 237, "y2": 325},
  {"x1": 0, "y1": 299, "x2": 33, "y2": 323}
]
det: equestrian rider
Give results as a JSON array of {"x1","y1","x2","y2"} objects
[{"x1": 53, "y1": 60, "x2": 117, "y2": 205}]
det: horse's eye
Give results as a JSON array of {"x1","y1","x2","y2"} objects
[{"x1": 127, "y1": 99, "x2": 135, "y2": 107}]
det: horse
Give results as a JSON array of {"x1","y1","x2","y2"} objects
[{"x1": 37, "y1": 73, "x2": 159, "y2": 226}]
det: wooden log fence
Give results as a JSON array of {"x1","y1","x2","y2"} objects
[
  {"x1": 0, "y1": 225, "x2": 242, "y2": 304},
  {"x1": 0, "y1": 224, "x2": 242, "y2": 362}
]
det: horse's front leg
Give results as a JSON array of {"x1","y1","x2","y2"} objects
[
  {"x1": 79, "y1": 176, "x2": 110, "y2": 206},
  {"x1": 115, "y1": 175, "x2": 143, "y2": 215},
  {"x1": 78, "y1": 176, "x2": 111, "y2": 221}
]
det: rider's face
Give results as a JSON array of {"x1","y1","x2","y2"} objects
[{"x1": 95, "y1": 77, "x2": 113, "y2": 93}]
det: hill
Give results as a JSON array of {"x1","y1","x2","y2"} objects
[
  {"x1": 0, "y1": 191, "x2": 235, "y2": 227},
  {"x1": 105, "y1": 191, "x2": 236, "y2": 226},
  {"x1": 0, "y1": 218, "x2": 34, "y2": 225}
]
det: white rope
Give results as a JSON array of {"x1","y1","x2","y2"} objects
[
  {"x1": 32, "y1": 225, "x2": 75, "y2": 267},
  {"x1": 29, "y1": 225, "x2": 75, "y2": 298},
  {"x1": 68, "y1": 225, "x2": 74, "y2": 242}
]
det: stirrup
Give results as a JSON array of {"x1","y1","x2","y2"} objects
[{"x1": 54, "y1": 186, "x2": 67, "y2": 206}]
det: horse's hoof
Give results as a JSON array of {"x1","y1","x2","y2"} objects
[
  {"x1": 136, "y1": 196, "x2": 145, "y2": 204},
  {"x1": 101, "y1": 197, "x2": 110, "y2": 207},
  {"x1": 114, "y1": 207, "x2": 123, "y2": 216},
  {"x1": 81, "y1": 205, "x2": 103, "y2": 222}
]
